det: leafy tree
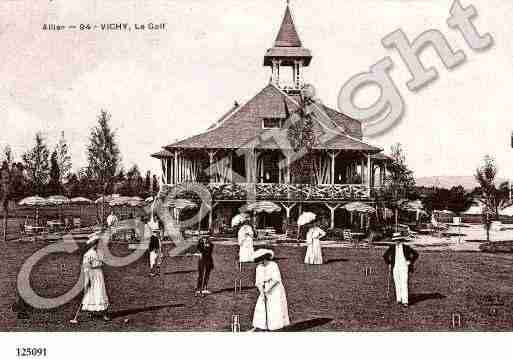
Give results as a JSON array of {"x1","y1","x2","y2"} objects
[
  {"x1": 475, "y1": 155, "x2": 498, "y2": 241},
  {"x1": 56, "y1": 131, "x2": 72, "y2": 183},
  {"x1": 152, "y1": 174, "x2": 159, "y2": 195},
  {"x1": 144, "y1": 171, "x2": 151, "y2": 196},
  {"x1": 385, "y1": 143, "x2": 415, "y2": 200},
  {"x1": 1, "y1": 146, "x2": 25, "y2": 241},
  {"x1": 286, "y1": 85, "x2": 317, "y2": 184},
  {"x1": 22, "y1": 132, "x2": 50, "y2": 195},
  {"x1": 86, "y1": 110, "x2": 121, "y2": 196},
  {"x1": 47, "y1": 149, "x2": 61, "y2": 194}
]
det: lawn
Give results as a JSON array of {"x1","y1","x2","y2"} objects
[{"x1": 1, "y1": 240, "x2": 513, "y2": 331}]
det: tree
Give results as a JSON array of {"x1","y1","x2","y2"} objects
[
  {"x1": 385, "y1": 143, "x2": 415, "y2": 200},
  {"x1": 152, "y1": 174, "x2": 159, "y2": 195},
  {"x1": 144, "y1": 171, "x2": 151, "y2": 196},
  {"x1": 286, "y1": 85, "x2": 317, "y2": 184},
  {"x1": 56, "y1": 131, "x2": 72, "y2": 183},
  {"x1": 86, "y1": 110, "x2": 121, "y2": 194},
  {"x1": 475, "y1": 155, "x2": 498, "y2": 241},
  {"x1": 1, "y1": 146, "x2": 25, "y2": 241},
  {"x1": 22, "y1": 132, "x2": 50, "y2": 195},
  {"x1": 47, "y1": 150, "x2": 61, "y2": 194}
]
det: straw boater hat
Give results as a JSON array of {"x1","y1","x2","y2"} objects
[
  {"x1": 252, "y1": 249, "x2": 274, "y2": 262},
  {"x1": 392, "y1": 232, "x2": 407, "y2": 242}
]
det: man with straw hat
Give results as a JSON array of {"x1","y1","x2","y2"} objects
[
  {"x1": 383, "y1": 233, "x2": 419, "y2": 307},
  {"x1": 79, "y1": 230, "x2": 111, "y2": 321},
  {"x1": 251, "y1": 249, "x2": 290, "y2": 331}
]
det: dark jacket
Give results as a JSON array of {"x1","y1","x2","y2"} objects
[
  {"x1": 149, "y1": 234, "x2": 160, "y2": 252},
  {"x1": 197, "y1": 238, "x2": 214, "y2": 268},
  {"x1": 383, "y1": 244, "x2": 419, "y2": 272}
]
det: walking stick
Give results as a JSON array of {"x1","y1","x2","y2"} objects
[{"x1": 263, "y1": 282, "x2": 268, "y2": 331}]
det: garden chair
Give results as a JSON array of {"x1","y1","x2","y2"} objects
[{"x1": 343, "y1": 229, "x2": 353, "y2": 244}]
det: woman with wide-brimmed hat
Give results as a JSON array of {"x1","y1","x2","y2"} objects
[
  {"x1": 251, "y1": 249, "x2": 290, "y2": 331},
  {"x1": 303, "y1": 219, "x2": 326, "y2": 265},
  {"x1": 231, "y1": 213, "x2": 255, "y2": 268},
  {"x1": 80, "y1": 230, "x2": 111, "y2": 321},
  {"x1": 383, "y1": 233, "x2": 419, "y2": 307}
]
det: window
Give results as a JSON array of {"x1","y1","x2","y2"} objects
[{"x1": 262, "y1": 118, "x2": 282, "y2": 129}]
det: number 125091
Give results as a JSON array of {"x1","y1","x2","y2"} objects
[{"x1": 16, "y1": 348, "x2": 47, "y2": 357}]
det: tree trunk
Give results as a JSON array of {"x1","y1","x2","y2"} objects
[{"x1": 3, "y1": 207, "x2": 7, "y2": 242}]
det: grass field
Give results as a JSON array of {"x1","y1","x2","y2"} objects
[{"x1": 2, "y1": 239, "x2": 513, "y2": 331}]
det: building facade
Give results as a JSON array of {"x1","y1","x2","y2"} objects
[{"x1": 152, "y1": 4, "x2": 391, "y2": 232}]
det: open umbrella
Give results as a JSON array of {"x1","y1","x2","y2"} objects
[
  {"x1": 46, "y1": 195, "x2": 70, "y2": 222},
  {"x1": 239, "y1": 201, "x2": 281, "y2": 214},
  {"x1": 46, "y1": 195, "x2": 70, "y2": 205},
  {"x1": 231, "y1": 213, "x2": 250, "y2": 227},
  {"x1": 297, "y1": 211, "x2": 316, "y2": 226},
  {"x1": 70, "y1": 197, "x2": 93, "y2": 222},
  {"x1": 70, "y1": 197, "x2": 93, "y2": 204},
  {"x1": 18, "y1": 196, "x2": 47, "y2": 224}
]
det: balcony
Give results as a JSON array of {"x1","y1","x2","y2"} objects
[{"x1": 164, "y1": 182, "x2": 376, "y2": 202}]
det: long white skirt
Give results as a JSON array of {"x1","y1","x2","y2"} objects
[
  {"x1": 252, "y1": 283, "x2": 290, "y2": 331},
  {"x1": 82, "y1": 268, "x2": 109, "y2": 312},
  {"x1": 304, "y1": 239, "x2": 323, "y2": 265},
  {"x1": 393, "y1": 263, "x2": 409, "y2": 304},
  {"x1": 239, "y1": 240, "x2": 254, "y2": 263}
]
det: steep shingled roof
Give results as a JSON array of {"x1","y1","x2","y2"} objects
[
  {"x1": 274, "y1": 5, "x2": 302, "y2": 47},
  {"x1": 160, "y1": 84, "x2": 380, "y2": 153}
]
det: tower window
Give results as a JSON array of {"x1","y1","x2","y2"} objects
[{"x1": 262, "y1": 118, "x2": 282, "y2": 129}]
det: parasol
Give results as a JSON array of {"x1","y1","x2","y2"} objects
[
  {"x1": 297, "y1": 211, "x2": 316, "y2": 226},
  {"x1": 18, "y1": 196, "x2": 47, "y2": 224},
  {"x1": 343, "y1": 201, "x2": 376, "y2": 213},
  {"x1": 239, "y1": 201, "x2": 281, "y2": 214},
  {"x1": 70, "y1": 197, "x2": 93, "y2": 204},
  {"x1": 231, "y1": 213, "x2": 250, "y2": 227},
  {"x1": 18, "y1": 196, "x2": 47, "y2": 206},
  {"x1": 46, "y1": 195, "x2": 70, "y2": 205}
]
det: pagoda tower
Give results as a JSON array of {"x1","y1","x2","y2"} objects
[{"x1": 264, "y1": 2, "x2": 312, "y2": 93}]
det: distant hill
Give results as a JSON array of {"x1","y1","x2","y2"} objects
[{"x1": 415, "y1": 176, "x2": 509, "y2": 190}]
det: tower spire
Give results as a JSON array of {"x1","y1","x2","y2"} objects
[{"x1": 263, "y1": 1, "x2": 312, "y2": 93}]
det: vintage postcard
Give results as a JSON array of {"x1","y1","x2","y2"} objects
[{"x1": 1, "y1": 0, "x2": 512, "y2": 357}]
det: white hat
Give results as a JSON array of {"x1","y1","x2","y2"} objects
[
  {"x1": 392, "y1": 232, "x2": 407, "y2": 242},
  {"x1": 252, "y1": 249, "x2": 274, "y2": 262},
  {"x1": 86, "y1": 231, "x2": 102, "y2": 246},
  {"x1": 231, "y1": 213, "x2": 250, "y2": 228}
]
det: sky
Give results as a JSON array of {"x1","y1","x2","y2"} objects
[{"x1": 0, "y1": 0, "x2": 512, "y2": 180}]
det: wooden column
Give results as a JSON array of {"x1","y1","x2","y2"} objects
[
  {"x1": 280, "y1": 202, "x2": 296, "y2": 225},
  {"x1": 325, "y1": 203, "x2": 341, "y2": 229},
  {"x1": 367, "y1": 154, "x2": 372, "y2": 195},
  {"x1": 174, "y1": 150, "x2": 179, "y2": 184},
  {"x1": 360, "y1": 158, "x2": 365, "y2": 184},
  {"x1": 207, "y1": 150, "x2": 217, "y2": 183},
  {"x1": 330, "y1": 151, "x2": 335, "y2": 185}
]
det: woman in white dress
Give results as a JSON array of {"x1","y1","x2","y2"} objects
[
  {"x1": 252, "y1": 249, "x2": 290, "y2": 331},
  {"x1": 304, "y1": 221, "x2": 326, "y2": 265},
  {"x1": 234, "y1": 214, "x2": 254, "y2": 267},
  {"x1": 81, "y1": 232, "x2": 110, "y2": 321}
]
